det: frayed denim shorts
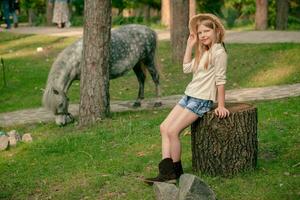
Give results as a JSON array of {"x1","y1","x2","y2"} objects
[{"x1": 178, "y1": 95, "x2": 213, "y2": 117}]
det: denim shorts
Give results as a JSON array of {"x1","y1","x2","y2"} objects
[{"x1": 178, "y1": 95, "x2": 213, "y2": 117}]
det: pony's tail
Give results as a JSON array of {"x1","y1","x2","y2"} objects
[
  {"x1": 140, "y1": 52, "x2": 162, "y2": 79},
  {"x1": 152, "y1": 34, "x2": 163, "y2": 79}
]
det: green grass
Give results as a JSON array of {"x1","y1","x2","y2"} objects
[
  {"x1": 0, "y1": 32, "x2": 78, "y2": 113},
  {"x1": 1, "y1": 32, "x2": 300, "y2": 113},
  {"x1": 0, "y1": 96, "x2": 299, "y2": 199},
  {"x1": 0, "y1": 31, "x2": 299, "y2": 199}
]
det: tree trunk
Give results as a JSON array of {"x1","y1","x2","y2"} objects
[
  {"x1": 191, "y1": 103, "x2": 258, "y2": 177},
  {"x1": 255, "y1": 0, "x2": 268, "y2": 30},
  {"x1": 46, "y1": 1, "x2": 54, "y2": 26},
  {"x1": 143, "y1": 5, "x2": 151, "y2": 23},
  {"x1": 161, "y1": 0, "x2": 171, "y2": 27},
  {"x1": 189, "y1": 0, "x2": 196, "y2": 19},
  {"x1": 170, "y1": 0, "x2": 189, "y2": 64},
  {"x1": 276, "y1": 0, "x2": 290, "y2": 30},
  {"x1": 79, "y1": 0, "x2": 111, "y2": 126},
  {"x1": 28, "y1": 9, "x2": 36, "y2": 26}
]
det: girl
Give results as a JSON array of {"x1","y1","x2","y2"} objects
[{"x1": 144, "y1": 13, "x2": 230, "y2": 185}]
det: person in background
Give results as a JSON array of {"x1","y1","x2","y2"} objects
[
  {"x1": 1, "y1": 0, "x2": 11, "y2": 29},
  {"x1": 50, "y1": 0, "x2": 70, "y2": 28},
  {"x1": 0, "y1": 2, "x2": 3, "y2": 31},
  {"x1": 0, "y1": 0, "x2": 19, "y2": 29},
  {"x1": 11, "y1": 0, "x2": 19, "y2": 28}
]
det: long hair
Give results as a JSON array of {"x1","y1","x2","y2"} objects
[{"x1": 193, "y1": 19, "x2": 224, "y2": 72}]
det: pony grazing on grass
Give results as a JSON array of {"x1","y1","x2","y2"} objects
[{"x1": 43, "y1": 24, "x2": 161, "y2": 126}]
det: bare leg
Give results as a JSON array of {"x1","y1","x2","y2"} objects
[
  {"x1": 160, "y1": 105, "x2": 184, "y2": 159},
  {"x1": 144, "y1": 105, "x2": 197, "y2": 185},
  {"x1": 160, "y1": 105, "x2": 199, "y2": 161},
  {"x1": 168, "y1": 109, "x2": 199, "y2": 161}
]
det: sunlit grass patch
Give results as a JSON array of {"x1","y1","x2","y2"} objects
[
  {"x1": 226, "y1": 43, "x2": 300, "y2": 89},
  {"x1": 250, "y1": 64, "x2": 297, "y2": 86},
  {"x1": 0, "y1": 35, "x2": 77, "y2": 59}
]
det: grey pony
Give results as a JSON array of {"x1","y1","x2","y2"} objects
[{"x1": 43, "y1": 24, "x2": 161, "y2": 126}]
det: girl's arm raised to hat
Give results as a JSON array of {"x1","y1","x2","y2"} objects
[{"x1": 183, "y1": 33, "x2": 197, "y2": 64}]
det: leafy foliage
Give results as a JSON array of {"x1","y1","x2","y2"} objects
[
  {"x1": 197, "y1": 0, "x2": 225, "y2": 16},
  {"x1": 21, "y1": 0, "x2": 46, "y2": 16}
]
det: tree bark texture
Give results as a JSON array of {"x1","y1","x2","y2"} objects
[
  {"x1": 161, "y1": 0, "x2": 171, "y2": 27},
  {"x1": 79, "y1": 0, "x2": 111, "y2": 126},
  {"x1": 191, "y1": 103, "x2": 258, "y2": 177},
  {"x1": 255, "y1": 0, "x2": 268, "y2": 30},
  {"x1": 46, "y1": 1, "x2": 54, "y2": 26},
  {"x1": 28, "y1": 9, "x2": 36, "y2": 26},
  {"x1": 170, "y1": 0, "x2": 190, "y2": 64},
  {"x1": 276, "y1": 0, "x2": 290, "y2": 30},
  {"x1": 189, "y1": 0, "x2": 196, "y2": 19},
  {"x1": 143, "y1": 5, "x2": 151, "y2": 22}
]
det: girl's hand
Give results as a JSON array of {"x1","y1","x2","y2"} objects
[
  {"x1": 214, "y1": 106, "x2": 230, "y2": 119},
  {"x1": 187, "y1": 33, "x2": 197, "y2": 48}
]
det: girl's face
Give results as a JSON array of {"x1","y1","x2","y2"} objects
[{"x1": 197, "y1": 24, "x2": 216, "y2": 47}]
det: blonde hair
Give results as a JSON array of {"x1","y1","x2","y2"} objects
[{"x1": 193, "y1": 19, "x2": 223, "y2": 72}]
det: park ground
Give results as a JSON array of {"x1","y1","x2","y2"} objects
[{"x1": 0, "y1": 27, "x2": 299, "y2": 199}]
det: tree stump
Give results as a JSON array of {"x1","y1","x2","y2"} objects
[{"x1": 191, "y1": 103, "x2": 258, "y2": 177}]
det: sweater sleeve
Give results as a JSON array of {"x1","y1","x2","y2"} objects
[
  {"x1": 214, "y1": 50, "x2": 227, "y2": 85},
  {"x1": 183, "y1": 58, "x2": 195, "y2": 74}
]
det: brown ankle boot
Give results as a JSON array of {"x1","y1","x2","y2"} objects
[
  {"x1": 144, "y1": 158, "x2": 177, "y2": 186},
  {"x1": 173, "y1": 160, "x2": 184, "y2": 179}
]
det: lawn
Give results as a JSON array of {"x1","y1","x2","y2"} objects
[
  {"x1": 0, "y1": 31, "x2": 299, "y2": 200},
  {"x1": 1, "y1": 32, "x2": 300, "y2": 112},
  {"x1": 0, "y1": 96, "x2": 299, "y2": 199}
]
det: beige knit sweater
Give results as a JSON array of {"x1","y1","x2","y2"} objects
[{"x1": 183, "y1": 43, "x2": 227, "y2": 102}]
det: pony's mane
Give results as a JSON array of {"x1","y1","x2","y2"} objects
[
  {"x1": 42, "y1": 39, "x2": 82, "y2": 112},
  {"x1": 42, "y1": 85, "x2": 55, "y2": 112}
]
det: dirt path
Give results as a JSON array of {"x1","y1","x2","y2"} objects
[{"x1": 1, "y1": 83, "x2": 300, "y2": 127}]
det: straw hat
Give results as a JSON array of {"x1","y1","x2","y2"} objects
[{"x1": 189, "y1": 13, "x2": 225, "y2": 42}]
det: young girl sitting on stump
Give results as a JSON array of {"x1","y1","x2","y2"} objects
[{"x1": 144, "y1": 13, "x2": 230, "y2": 185}]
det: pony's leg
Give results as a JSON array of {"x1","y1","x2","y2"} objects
[
  {"x1": 133, "y1": 62, "x2": 146, "y2": 107},
  {"x1": 144, "y1": 57, "x2": 162, "y2": 107}
]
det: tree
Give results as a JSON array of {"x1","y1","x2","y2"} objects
[
  {"x1": 276, "y1": 0, "x2": 290, "y2": 30},
  {"x1": 161, "y1": 0, "x2": 171, "y2": 27},
  {"x1": 190, "y1": 0, "x2": 196, "y2": 18},
  {"x1": 255, "y1": 0, "x2": 268, "y2": 30},
  {"x1": 170, "y1": 0, "x2": 189, "y2": 64},
  {"x1": 162, "y1": 0, "x2": 196, "y2": 28},
  {"x1": 112, "y1": 0, "x2": 127, "y2": 15},
  {"x1": 23, "y1": 0, "x2": 45, "y2": 25},
  {"x1": 197, "y1": 0, "x2": 224, "y2": 16},
  {"x1": 46, "y1": 0, "x2": 53, "y2": 26},
  {"x1": 79, "y1": 0, "x2": 111, "y2": 126},
  {"x1": 191, "y1": 103, "x2": 258, "y2": 177}
]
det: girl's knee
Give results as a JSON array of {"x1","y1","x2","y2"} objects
[
  {"x1": 160, "y1": 123, "x2": 180, "y2": 140},
  {"x1": 167, "y1": 129, "x2": 180, "y2": 140},
  {"x1": 160, "y1": 124, "x2": 173, "y2": 136}
]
